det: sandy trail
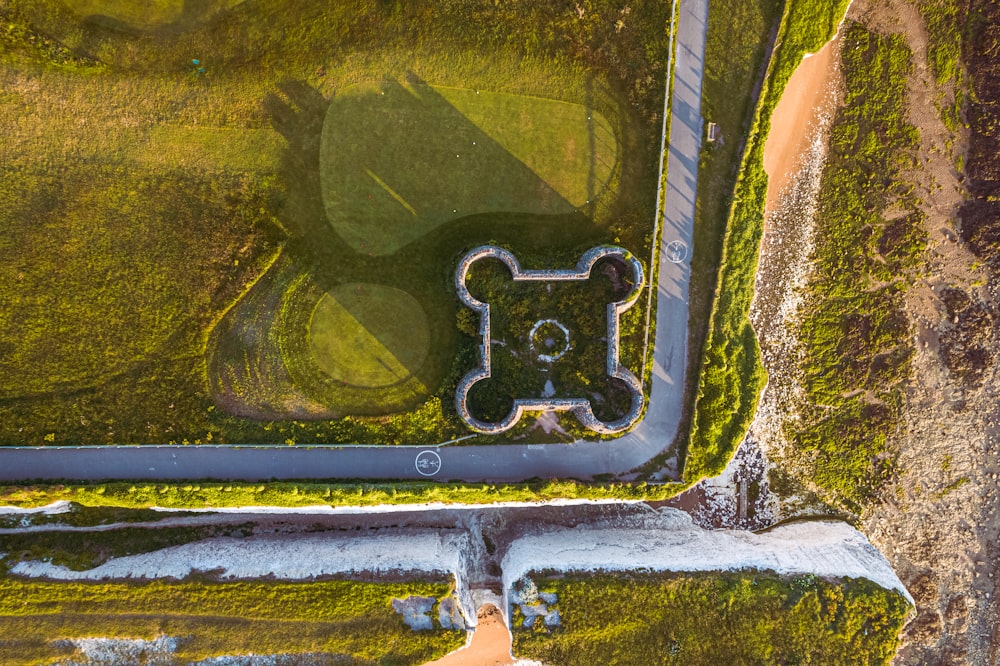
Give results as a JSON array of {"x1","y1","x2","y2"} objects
[
  {"x1": 424, "y1": 604, "x2": 520, "y2": 666},
  {"x1": 763, "y1": 33, "x2": 841, "y2": 213}
]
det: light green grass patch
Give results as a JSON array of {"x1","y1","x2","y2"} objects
[
  {"x1": 435, "y1": 85, "x2": 617, "y2": 208},
  {"x1": 137, "y1": 126, "x2": 285, "y2": 174},
  {"x1": 309, "y1": 283, "x2": 430, "y2": 389},
  {"x1": 320, "y1": 79, "x2": 618, "y2": 255}
]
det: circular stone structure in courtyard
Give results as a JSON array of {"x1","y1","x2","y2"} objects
[
  {"x1": 529, "y1": 319, "x2": 571, "y2": 362},
  {"x1": 308, "y1": 283, "x2": 430, "y2": 388}
]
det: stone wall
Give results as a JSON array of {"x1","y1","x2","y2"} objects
[{"x1": 454, "y1": 245, "x2": 646, "y2": 435}]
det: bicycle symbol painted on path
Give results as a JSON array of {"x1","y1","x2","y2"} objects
[
  {"x1": 665, "y1": 239, "x2": 688, "y2": 264},
  {"x1": 414, "y1": 450, "x2": 442, "y2": 476}
]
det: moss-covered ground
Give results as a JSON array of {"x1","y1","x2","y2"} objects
[
  {"x1": 784, "y1": 23, "x2": 923, "y2": 512},
  {"x1": 513, "y1": 571, "x2": 911, "y2": 665}
]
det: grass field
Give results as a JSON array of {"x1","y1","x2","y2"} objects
[
  {"x1": 62, "y1": 0, "x2": 183, "y2": 27},
  {"x1": 321, "y1": 79, "x2": 618, "y2": 256},
  {"x1": 512, "y1": 571, "x2": 911, "y2": 665},
  {"x1": 0, "y1": 575, "x2": 462, "y2": 664},
  {"x1": 0, "y1": 0, "x2": 671, "y2": 446}
]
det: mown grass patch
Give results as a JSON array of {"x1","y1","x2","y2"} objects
[
  {"x1": 512, "y1": 571, "x2": 911, "y2": 665},
  {"x1": 786, "y1": 24, "x2": 923, "y2": 512},
  {"x1": 308, "y1": 284, "x2": 431, "y2": 390},
  {"x1": 0, "y1": 576, "x2": 461, "y2": 665},
  {"x1": 685, "y1": 0, "x2": 850, "y2": 481},
  {"x1": 320, "y1": 80, "x2": 618, "y2": 256}
]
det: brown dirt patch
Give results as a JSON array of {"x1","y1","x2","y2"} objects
[
  {"x1": 424, "y1": 604, "x2": 513, "y2": 666},
  {"x1": 763, "y1": 34, "x2": 842, "y2": 213}
]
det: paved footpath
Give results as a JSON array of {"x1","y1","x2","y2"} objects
[{"x1": 0, "y1": 0, "x2": 710, "y2": 484}]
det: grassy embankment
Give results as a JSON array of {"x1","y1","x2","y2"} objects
[
  {"x1": 512, "y1": 571, "x2": 911, "y2": 665},
  {"x1": 776, "y1": 24, "x2": 924, "y2": 512},
  {"x1": 0, "y1": 576, "x2": 461, "y2": 665},
  {"x1": 684, "y1": 0, "x2": 850, "y2": 480},
  {"x1": 0, "y1": 0, "x2": 670, "y2": 447},
  {"x1": 0, "y1": 480, "x2": 686, "y2": 511}
]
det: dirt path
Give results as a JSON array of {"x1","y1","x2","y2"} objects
[
  {"x1": 763, "y1": 33, "x2": 842, "y2": 213},
  {"x1": 424, "y1": 605, "x2": 516, "y2": 666}
]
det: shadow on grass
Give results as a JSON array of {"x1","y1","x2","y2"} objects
[{"x1": 210, "y1": 75, "x2": 614, "y2": 418}]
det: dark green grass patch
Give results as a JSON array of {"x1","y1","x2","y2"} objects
[
  {"x1": 513, "y1": 571, "x2": 910, "y2": 665},
  {"x1": 0, "y1": 576, "x2": 462, "y2": 665}
]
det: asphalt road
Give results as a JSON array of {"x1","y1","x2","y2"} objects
[{"x1": 0, "y1": 0, "x2": 710, "y2": 484}]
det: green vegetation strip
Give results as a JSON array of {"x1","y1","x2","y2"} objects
[
  {"x1": 0, "y1": 576, "x2": 461, "y2": 665},
  {"x1": 0, "y1": 480, "x2": 687, "y2": 510},
  {"x1": 685, "y1": 0, "x2": 850, "y2": 481},
  {"x1": 513, "y1": 572, "x2": 910, "y2": 665},
  {"x1": 668, "y1": 0, "x2": 781, "y2": 477},
  {"x1": 308, "y1": 283, "x2": 431, "y2": 389},
  {"x1": 0, "y1": 523, "x2": 254, "y2": 571},
  {"x1": 786, "y1": 24, "x2": 922, "y2": 511}
]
